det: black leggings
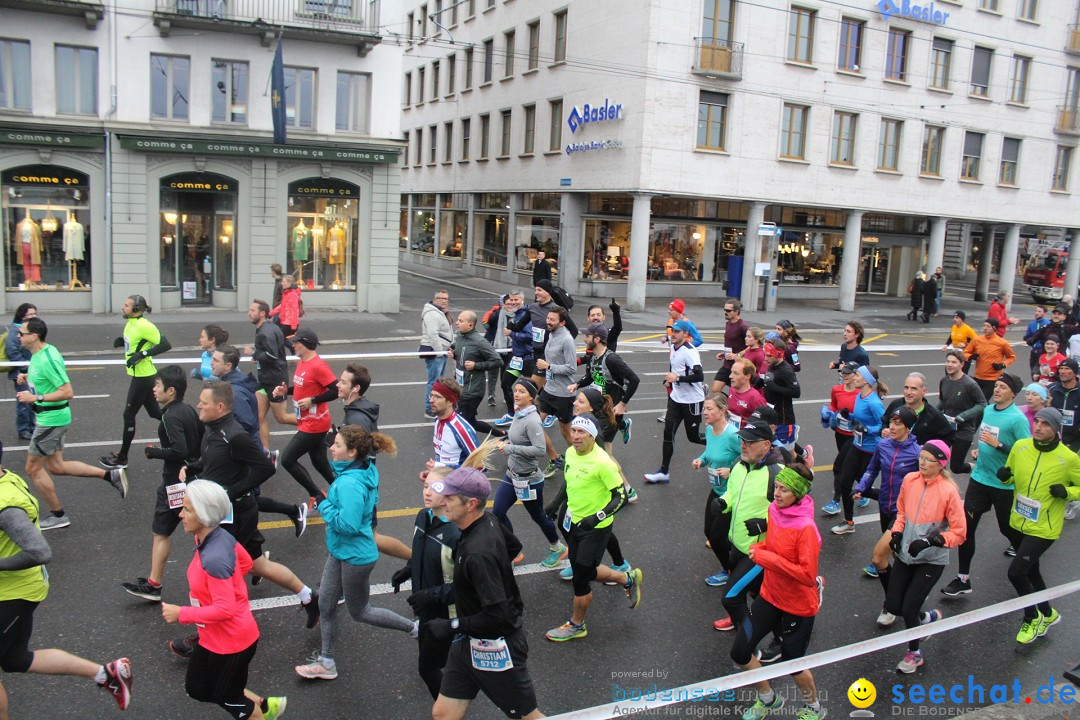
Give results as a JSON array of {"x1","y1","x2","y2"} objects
[
  {"x1": 661, "y1": 398, "x2": 705, "y2": 473},
  {"x1": 885, "y1": 559, "x2": 943, "y2": 652},
  {"x1": 120, "y1": 374, "x2": 161, "y2": 458},
  {"x1": 281, "y1": 430, "x2": 334, "y2": 498},
  {"x1": 257, "y1": 494, "x2": 299, "y2": 519},
  {"x1": 958, "y1": 481, "x2": 1013, "y2": 575},
  {"x1": 416, "y1": 619, "x2": 453, "y2": 700},
  {"x1": 704, "y1": 490, "x2": 733, "y2": 573},
  {"x1": 0, "y1": 599, "x2": 37, "y2": 673},
  {"x1": 492, "y1": 476, "x2": 559, "y2": 545},
  {"x1": 730, "y1": 595, "x2": 815, "y2": 667},
  {"x1": 722, "y1": 550, "x2": 763, "y2": 632},
  {"x1": 839, "y1": 446, "x2": 874, "y2": 522},
  {"x1": 950, "y1": 435, "x2": 974, "y2": 475},
  {"x1": 458, "y1": 395, "x2": 505, "y2": 438},
  {"x1": 1007, "y1": 535, "x2": 1055, "y2": 621},
  {"x1": 186, "y1": 640, "x2": 258, "y2": 719}
]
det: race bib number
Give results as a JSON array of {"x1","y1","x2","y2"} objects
[
  {"x1": 294, "y1": 402, "x2": 302, "y2": 420},
  {"x1": 509, "y1": 356, "x2": 523, "y2": 371},
  {"x1": 837, "y1": 417, "x2": 852, "y2": 433},
  {"x1": 854, "y1": 429, "x2": 864, "y2": 447},
  {"x1": 469, "y1": 637, "x2": 514, "y2": 672},
  {"x1": 531, "y1": 327, "x2": 544, "y2": 344},
  {"x1": 455, "y1": 367, "x2": 465, "y2": 385},
  {"x1": 791, "y1": 352, "x2": 799, "y2": 365},
  {"x1": 221, "y1": 505, "x2": 234, "y2": 525},
  {"x1": 189, "y1": 596, "x2": 206, "y2": 628},
  {"x1": 166, "y1": 482, "x2": 186, "y2": 510},
  {"x1": 978, "y1": 424, "x2": 1000, "y2": 443},
  {"x1": 707, "y1": 466, "x2": 724, "y2": 489},
  {"x1": 944, "y1": 415, "x2": 957, "y2": 430},
  {"x1": 1063, "y1": 410, "x2": 1075, "y2": 428},
  {"x1": 1015, "y1": 494, "x2": 1041, "y2": 522},
  {"x1": 562, "y1": 508, "x2": 572, "y2": 533},
  {"x1": 512, "y1": 477, "x2": 536, "y2": 502}
]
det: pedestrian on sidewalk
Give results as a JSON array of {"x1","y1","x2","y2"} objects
[
  {"x1": 907, "y1": 273, "x2": 924, "y2": 321},
  {"x1": 920, "y1": 274, "x2": 938, "y2": 324},
  {"x1": 419, "y1": 290, "x2": 454, "y2": 419}
]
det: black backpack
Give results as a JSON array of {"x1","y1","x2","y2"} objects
[{"x1": 551, "y1": 285, "x2": 574, "y2": 310}]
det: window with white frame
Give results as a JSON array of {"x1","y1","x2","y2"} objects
[
  {"x1": 431, "y1": 60, "x2": 440, "y2": 99},
  {"x1": 1008, "y1": 55, "x2": 1030, "y2": 103},
  {"x1": 527, "y1": 20, "x2": 540, "y2": 70},
  {"x1": 284, "y1": 66, "x2": 315, "y2": 129},
  {"x1": 921, "y1": 125, "x2": 944, "y2": 175},
  {"x1": 447, "y1": 54, "x2": 456, "y2": 95},
  {"x1": 461, "y1": 118, "x2": 471, "y2": 160},
  {"x1": 414, "y1": 126, "x2": 423, "y2": 165},
  {"x1": 444, "y1": 121, "x2": 454, "y2": 162},
  {"x1": 929, "y1": 38, "x2": 952, "y2": 90},
  {"x1": 885, "y1": 28, "x2": 910, "y2": 81},
  {"x1": 464, "y1": 47, "x2": 474, "y2": 89},
  {"x1": 483, "y1": 39, "x2": 494, "y2": 82},
  {"x1": 553, "y1": 10, "x2": 567, "y2": 63},
  {"x1": 1052, "y1": 145, "x2": 1071, "y2": 191},
  {"x1": 403, "y1": 72, "x2": 411, "y2": 106},
  {"x1": 504, "y1": 29, "x2": 515, "y2": 77},
  {"x1": 961, "y1": 131, "x2": 984, "y2": 180},
  {"x1": 500, "y1": 108, "x2": 512, "y2": 156},
  {"x1": 787, "y1": 7, "x2": 815, "y2": 64},
  {"x1": 970, "y1": 47, "x2": 992, "y2": 97},
  {"x1": 978, "y1": 0, "x2": 999, "y2": 11},
  {"x1": 0, "y1": 39, "x2": 30, "y2": 111},
  {"x1": 523, "y1": 104, "x2": 535, "y2": 154},
  {"x1": 150, "y1": 54, "x2": 189, "y2": 121},
  {"x1": 697, "y1": 91, "x2": 728, "y2": 151},
  {"x1": 1017, "y1": 0, "x2": 1037, "y2": 21},
  {"x1": 837, "y1": 17, "x2": 863, "y2": 71},
  {"x1": 479, "y1": 113, "x2": 490, "y2": 158},
  {"x1": 549, "y1": 99, "x2": 562, "y2": 151},
  {"x1": 56, "y1": 45, "x2": 98, "y2": 115},
  {"x1": 877, "y1": 118, "x2": 902, "y2": 170},
  {"x1": 780, "y1": 103, "x2": 808, "y2": 159},
  {"x1": 417, "y1": 66, "x2": 425, "y2": 103},
  {"x1": 429, "y1": 124, "x2": 438, "y2": 164},
  {"x1": 336, "y1": 71, "x2": 370, "y2": 132},
  {"x1": 999, "y1": 137, "x2": 1020, "y2": 184}
]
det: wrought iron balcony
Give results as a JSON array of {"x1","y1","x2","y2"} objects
[
  {"x1": 1055, "y1": 106, "x2": 1080, "y2": 136},
  {"x1": 0, "y1": 0, "x2": 104, "y2": 28},
  {"x1": 692, "y1": 37, "x2": 744, "y2": 80},
  {"x1": 154, "y1": 0, "x2": 381, "y2": 55}
]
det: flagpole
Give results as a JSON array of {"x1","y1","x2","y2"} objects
[{"x1": 264, "y1": 29, "x2": 283, "y2": 96}]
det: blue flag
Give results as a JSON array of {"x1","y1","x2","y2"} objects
[{"x1": 271, "y1": 38, "x2": 286, "y2": 145}]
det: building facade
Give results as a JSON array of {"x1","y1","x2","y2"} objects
[
  {"x1": 398, "y1": 0, "x2": 1080, "y2": 311},
  {"x1": 0, "y1": 0, "x2": 403, "y2": 314}
]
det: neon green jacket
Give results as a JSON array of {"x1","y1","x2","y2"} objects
[{"x1": 1004, "y1": 438, "x2": 1080, "y2": 540}]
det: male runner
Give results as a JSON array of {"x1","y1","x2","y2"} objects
[
  {"x1": 536, "y1": 307, "x2": 577, "y2": 443},
  {"x1": 938, "y1": 350, "x2": 987, "y2": 474},
  {"x1": 711, "y1": 298, "x2": 749, "y2": 394},
  {"x1": 569, "y1": 323, "x2": 640, "y2": 445},
  {"x1": 1048, "y1": 358, "x2": 1080, "y2": 520},
  {"x1": 448, "y1": 310, "x2": 505, "y2": 438},
  {"x1": 758, "y1": 337, "x2": 802, "y2": 450},
  {"x1": 657, "y1": 299, "x2": 703, "y2": 423},
  {"x1": 645, "y1": 320, "x2": 706, "y2": 483},
  {"x1": 15, "y1": 318, "x2": 127, "y2": 530},
  {"x1": 883, "y1": 372, "x2": 954, "y2": 445},
  {"x1": 244, "y1": 300, "x2": 293, "y2": 451},
  {"x1": 425, "y1": 466, "x2": 544, "y2": 719},
  {"x1": 101, "y1": 295, "x2": 172, "y2": 468},
  {"x1": 121, "y1": 365, "x2": 202, "y2": 601},
  {"x1": 964, "y1": 319, "x2": 1017, "y2": 401},
  {"x1": 423, "y1": 378, "x2": 479, "y2": 479},
  {"x1": 545, "y1": 414, "x2": 641, "y2": 642}
]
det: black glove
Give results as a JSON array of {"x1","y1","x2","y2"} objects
[
  {"x1": 889, "y1": 531, "x2": 903, "y2": 554},
  {"x1": 125, "y1": 351, "x2": 147, "y2": 368},
  {"x1": 425, "y1": 618, "x2": 454, "y2": 642},
  {"x1": 390, "y1": 566, "x2": 411, "y2": 594},
  {"x1": 544, "y1": 501, "x2": 561, "y2": 521},
  {"x1": 907, "y1": 538, "x2": 933, "y2": 556},
  {"x1": 969, "y1": 353, "x2": 979, "y2": 362},
  {"x1": 324, "y1": 425, "x2": 339, "y2": 449},
  {"x1": 744, "y1": 517, "x2": 767, "y2": 536},
  {"x1": 751, "y1": 376, "x2": 766, "y2": 390},
  {"x1": 407, "y1": 589, "x2": 438, "y2": 615},
  {"x1": 577, "y1": 513, "x2": 601, "y2": 532},
  {"x1": 763, "y1": 372, "x2": 775, "y2": 386},
  {"x1": 838, "y1": 408, "x2": 851, "y2": 419},
  {"x1": 862, "y1": 486, "x2": 880, "y2": 501},
  {"x1": 852, "y1": 420, "x2": 867, "y2": 434},
  {"x1": 927, "y1": 532, "x2": 945, "y2": 547},
  {"x1": 992, "y1": 362, "x2": 1006, "y2": 370},
  {"x1": 113, "y1": 337, "x2": 125, "y2": 349},
  {"x1": 609, "y1": 298, "x2": 620, "y2": 312},
  {"x1": 996, "y1": 466, "x2": 1014, "y2": 482},
  {"x1": 954, "y1": 415, "x2": 967, "y2": 428},
  {"x1": 1049, "y1": 484, "x2": 1069, "y2": 499},
  {"x1": 144, "y1": 445, "x2": 164, "y2": 460},
  {"x1": 710, "y1": 496, "x2": 727, "y2": 516}
]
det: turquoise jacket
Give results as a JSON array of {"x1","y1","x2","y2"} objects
[{"x1": 319, "y1": 459, "x2": 379, "y2": 566}]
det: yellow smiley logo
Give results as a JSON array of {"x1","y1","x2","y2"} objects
[{"x1": 848, "y1": 678, "x2": 876, "y2": 709}]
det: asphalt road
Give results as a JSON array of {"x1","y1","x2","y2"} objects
[{"x1": 1, "y1": 302, "x2": 1077, "y2": 719}]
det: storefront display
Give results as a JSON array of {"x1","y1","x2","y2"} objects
[
  {"x1": 473, "y1": 192, "x2": 509, "y2": 268},
  {"x1": 159, "y1": 172, "x2": 237, "y2": 305},
  {"x1": 513, "y1": 193, "x2": 561, "y2": 273},
  {"x1": 286, "y1": 178, "x2": 360, "y2": 289},
  {"x1": 583, "y1": 218, "x2": 630, "y2": 279},
  {"x1": 2, "y1": 165, "x2": 92, "y2": 291},
  {"x1": 438, "y1": 194, "x2": 469, "y2": 258}
]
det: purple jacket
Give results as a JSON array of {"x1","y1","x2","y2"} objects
[{"x1": 853, "y1": 434, "x2": 922, "y2": 515}]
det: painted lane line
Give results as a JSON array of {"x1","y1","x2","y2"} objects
[{"x1": 0, "y1": 393, "x2": 109, "y2": 403}]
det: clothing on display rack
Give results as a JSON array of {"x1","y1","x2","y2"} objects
[
  {"x1": 64, "y1": 216, "x2": 85, "y2": 261},
  {"x1": 15, "y1": 215, "x2": 43, "y2": 283}
]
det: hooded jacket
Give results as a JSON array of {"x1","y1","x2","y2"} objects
[
  {"x1": 270, "y1": 286, "x2": 302, "y2": 328},
  {"x1": 252, "y1": 320, "x2": 288, "y2": 387},
  {"x1": 502, "y1": 406, "x2": 547, "y2": 481},
  {"x1": 1003, "y1": 437, "x2": 1080, "y2": 540},
  {"x1": 885, "y1": 398, "x2": 955, "y2": 445},
  {"x1": 751, "y1": 495, "x2": 821, "y2": 617},
  {"x1": 320, "y1": 459, "x2": 380, "y2": 566},
  {"x1": 420, "y1": 302, "x2": 453, "y2": 353},
  {"x1": 451, "y1": 328, "x2": 502, "y2": 401},
  {"x1": 854, "y1": 434, "x2": 922, "y2": 515},
  {"x1": 187, "y1": 413, "x2": 275, "y2": 501},
  {"x1": 343, "y1": 396, "x2": 380, "y2": 434},
  {"x1": 1048, "y1": 381, "x2": 1080, "y2": 448},
  {"x1": 891, "y1": 470, "x2": 967, "y2": 566},
  {"x1": 405, "y1": 508, "x2": 460, "y2": 622},
  {"x1": 719, "y1": 459, "x2": 778, "y2": 554},
  {"x1": 220, "y1": 368, "x2": 260, "y2": 438}
]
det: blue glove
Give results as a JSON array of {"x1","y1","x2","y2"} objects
[{"x1": 820, "y1": 405, "x2": 833, "y2": 429}]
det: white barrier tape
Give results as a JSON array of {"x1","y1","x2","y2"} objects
[{"x1": 548, "y1": 579, "x2": 1080, "y2": 719}]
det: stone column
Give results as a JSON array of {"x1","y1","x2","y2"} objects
[
  {"x1": 558, "y1": 192, "x2": 586, "y2": 296},
  {"x1": 974, "y1": 225, "x2": 996, "y2": 302},
  {"x1": 626, "y1": 193, "x2": 652, "y2": 312},
  {"x1": 741, "y1": 202, "x2": 766, "y2": 310},
  {"x1": 838, "y1": 211, "x2": 864, "y2": 312},
  {"x1": 997, "y1": 224, "x2": 1021, "y2": 311},
  {"x1": 927, "y1": 217, "x2": 946, "y2": 276}
]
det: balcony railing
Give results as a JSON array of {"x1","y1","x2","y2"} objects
[
  {"x1": 0, "y1": 0, "x2": 104, "y2": 28},
  {"x1": 1055, "y1": 106, "x2": 1080, "y2": 136},
  {"x1": 1067, "y1": 24, "x2": 1080, "y2": 54},
  {"x1": 692, "y1": 37, "x2": 744, "y2": 80},
  {"x1": 155, "y1": 0, "x2": 381, "y2": 52}
]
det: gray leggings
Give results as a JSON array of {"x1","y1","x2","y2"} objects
[{"x1": 318, "y1": 556, "x2": 414, "y2": 661}]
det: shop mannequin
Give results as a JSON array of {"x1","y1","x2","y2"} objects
[
  {"x1": 64, "y1": 212, "x2": 86, "y2": 288},
  {"x1": 16, "y1": 212, "x2": 43, "y2": 287},
  {"x1": 292, "y1": 219, "x2": 310, "y2": 282},
  {"x1": 328, "y1": 221, "x2": 344, "y2": 286}
]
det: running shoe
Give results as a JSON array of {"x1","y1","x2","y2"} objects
[
  {"x1": 546, "y1": 621, "x2": 587, "y2": 642},
  {"x1": 101, "y1": 657, "x2": 133, "y2": 711},
  {"x1": 493, "y1": 413, "x2": 514, "y2": 427},
  {"x1": 295, "y1": 653, "x2": 338, "y2": 680},
  {"x1": 1004, "y1": 544, "x2": 1017, "y2": 557},
  {"x1": 656, "y1": 413, "x2": 666, "y2": 423},
  {"x1": 559, "y1": 566, "x2": 574, "y2": 581},
  {"x1": 513, "y1": 552, "x2": 525, "y2": 564},
  {"x1": 1017, "y1": 614, "x2": 1042, "y2": 644},
  {"x1": 863, "y1": 563, "x2": 879, "y2": 578},
  {"x1": 941, "y1": 576, "x2": 971, "y2": 596},
  {"x1": 622, "y1": 417, "x2": 633, "y2": 444},
  {"x1": 796, "y1": 707, "x2": 827, "y2": 720},
  {"x1": 544, "y1": 458, "x2": 564, "y2": 478},
  {"x1": 757, "y1": 638, "x2": 783, "y2": 664},
  {"x1": 18, "y1": 433, "x2": 32, "y2": 441},
  {"x1": 121, "y1": 578, "x2": 161, "y2": 602},
  {"x1": 626, "y1": 487, "x2": 639, "y2": 504},
  {"x1": 1037, "y1": 608, "x2": 1061, "y2": 637},
  {"x1": 816, "y1": 576, "x2": 826, "y2": 608},
  {"x1": 302, "y1": 593, "x2": 320, "y2": 629},
  {"x1": 488, "y1": 393, "x2": 496, "y2": 407},
  {"x1": 99, "y1": 452, "x2": 128, "y2": 469},
  {"x1": 169, "y1": 634, "x2": 198, "y2": 659},
  {"x1": 268, "y1": 449, "x2": 280, "y2": 469},
  {"x1": 742, "y1": 694, "x2": 784, "y2": 720},
  {"x1": 606, "y1": 561, "x2": 631, "y2": 585},
  {"x1": 896, "y1": 650, "x2": 924, "y2": 674},
  {"x1": 264, "y1": 696, "x2": 288, "y2": 720},
  {"x1": 625, "y1": 568, "x2": 643, "y2": 608},
  {"x1": 856, "y1": 497, "x2": 871, "y2": 509},
  {"x1": 1065, "y1": 501, "x2": 1079, "y2": 520},
  {"x1": 252, "y1": 550, "x2": 268, "y2": 586},
  {"x1": 541, "y1": 542, "x2": 568, "y2": 569},
  {"x1": 292, "y1": 503, "x2": 308, "y2": 538},
  {"x1": 643, "y1": 470, "x2": 670, "y2": 484},
  {"x1": 821, "y1": 500, "x2": 841, "y2": 516},
  {"x1": 541, "y1": 415, "x2": 557, "y2": 428},
  {"x1": 106, "y1": 468, "x2": 129, "y2": 499},
  {"x1": 713, "y1": 616, "x2": 734, "y2": 631},
  {"x1": 921, "y1": 608, "x2": 943, "y2": 639},
  {"x1": 705, "y1": 571, "x2": 730, "y2": 587},
  {"x1": 39, "y1": 514, "x2": 70, "y2": 531},
  {"x1": 830, "y1": 521, "x2": 855, "y2": 535},
  {"x1": 877, "y1": 609, "x2": 897, "y2": 627},
  {"x1": 802, "y1": 443, "x2": 814, "y2": 468}
]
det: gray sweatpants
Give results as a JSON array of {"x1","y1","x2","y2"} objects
[{"x1": 318, "y1": 555, "x2": 414, "y2": 661}]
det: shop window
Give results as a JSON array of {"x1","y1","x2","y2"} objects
[
  {"x1": 159, "y1": 173, "x2": 237, "y2": 304},
  {"x1": 56, "y1": 46, "x2": 98, "y2": 115},
  {"x1": 151, "y1": 54, "x2": 190, "y2": 121},
  {"x1": 777, "y1": 231, "x2": 842, "y2": 285},
  {"x1": 399, "y1": 194, "x2": 409, "y2": 249},
  {"x1": 0, "y1": 39, "x2": 31, "y2": 111},
  {"x1": 286, "y1": 179, "x2": 361, "y2": 289},
  {"x1": 474, "y1": 193, "x2": 509, "y2": 266},
  {"x1": 211, "y1": 60, "x2": 249, "y2": 124},
  {"x1": 2, "y1": 165, "x2": 91, "y2": 291},
  {"x1": 582, "y1": 218, "x2": 630, "y2": 280},
  {"x1": 336, "y1": 72, "x2": 370, "y2": 132},
  {"x1": 411, "y1": 194, "x2": 436, "y2": 254},
  {"x1": 438, "y1": 208, "x2": 467, "y2": 258},
  {"x1": 284, "y1": 66, "x2": 316, "y2": 129},
  {"x1": 647, "y1": 222, "x2": 712, "y2": 282},
  {"x1": 514, "y1": 215, "x2": 559, "y2": 273}
]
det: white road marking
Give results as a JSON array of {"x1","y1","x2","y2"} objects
[{"x1": 0, "y1": 394, "x2": 109, "y2": 403}]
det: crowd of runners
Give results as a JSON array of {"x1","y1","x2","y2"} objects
[{"x1": 0, "y1": 281, "x2": 1078, "y2": 720}]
